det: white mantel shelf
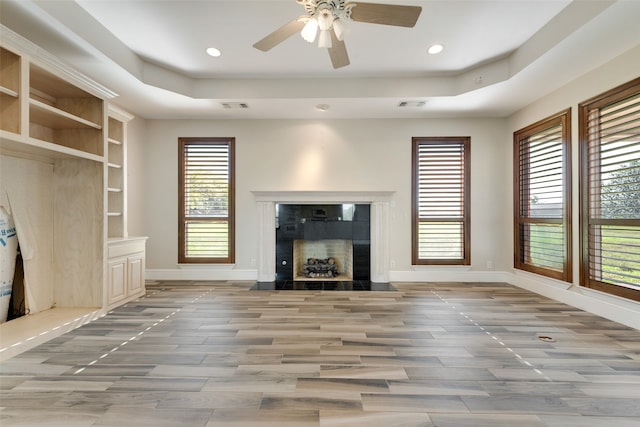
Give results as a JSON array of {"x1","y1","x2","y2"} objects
[
  {"x1": 251, "y1": 190, "x2": 396, "y2": 203},
  {"x1": 252, "y1": 190, "x2": 395, "y2": 283}
]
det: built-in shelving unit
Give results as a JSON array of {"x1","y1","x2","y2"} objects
[
  {"x1": 107, "y1": 112, "x2": 126, "y2": 238},
  {"x1": 0, "y1": 47, "x2": 20, "y2": 135},
  {"x1": 0, "y1": 25, "x2": 145, "y2": 360},
  {"x1": 105, "y1": 107, "x2": 146, "y2": 308},
  {"x1": 29, "y1": 63, "x2": 104, "y2": 156}
]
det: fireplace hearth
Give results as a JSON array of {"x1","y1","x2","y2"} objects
[{"x1": 251, "y1": 280, "x2": 396, "y2": 291}]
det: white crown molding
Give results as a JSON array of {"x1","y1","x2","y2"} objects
[
  {"x1": 108, "y1": 105, "x2": 135, "y2": 122},
  {"x1": 1, "y1": 24, "x2": 117, "y2": 100}
]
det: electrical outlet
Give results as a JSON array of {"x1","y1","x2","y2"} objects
[
  {"x1": 486, "y1": 260, "x2": 493, "y2": 269},
  {"x1": 390, "y1": 260, "x2": 396, "y2": 268},
  {"x1": 250, "y1": 258, "x2": 256, "y2": 266}
]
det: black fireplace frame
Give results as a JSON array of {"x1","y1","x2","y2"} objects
[{"x1": 275, "y1": 204, "x2": 371, "y2": 281}]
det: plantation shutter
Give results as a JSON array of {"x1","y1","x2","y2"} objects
[
  {"x1": 580, "y1": 79, "x2": 640, "y2": 297},
  {"x1": 514, "y1": 110, "x2": 571, "y2": 281},
  {"x1": 179, "y1": 138, "x2": 235, "y2": 263},
  {"x1": 412, "y1": 137, "x2": 470, "y2": 265}
]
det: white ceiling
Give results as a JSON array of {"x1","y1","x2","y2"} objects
[{"x1": 1, "y1": 0, "x2": 639, "y2": 120}]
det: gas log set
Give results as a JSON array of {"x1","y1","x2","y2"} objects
[{"x1": 303, "y1": 257, "x2": 339, "y2": 278}]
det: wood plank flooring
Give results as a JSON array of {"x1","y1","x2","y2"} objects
[{"x1": 1, "y1": 280, "x2": 639, "y2": 426}]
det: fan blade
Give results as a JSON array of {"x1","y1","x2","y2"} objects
[
  {"x1": 253, "y1": 18, "x2": 306, "y2": 51},
  {"x1": 328, "y1": 31, "x2": 350, "y2": 69},
  {"x1": 349, "y1": 2, "x2": 422, "y2": 27}
]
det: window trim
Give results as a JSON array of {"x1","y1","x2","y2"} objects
[
  {"x1": 411, "y1": 136, "x2": 471, "y2": 265},
  {"x1": 178, "y1": 137, "x2": 235, "y2": 264},
  {"x1": 513, "y1": 108, "x2": 572, "y2": 282},
  {"x1": 579, "y1": 77, "x2": 640, "y2": 301}
]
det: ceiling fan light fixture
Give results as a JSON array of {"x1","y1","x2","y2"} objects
[
  {"x1": 318, "y1": 29, "x2": 332, "y2": 48},
  {"x1": 317, "y1": 8, "x2": 334, "y2": 31},
  {"x1": 301, "y1": 18, "x2": 318, "y2": 43},
  {"x1": 332, "y1": 18, "x2": 349, "y2": 41}
]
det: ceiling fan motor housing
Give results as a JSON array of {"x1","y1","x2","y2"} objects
[{"x1": 297, "y1": 0, "x2": 355, "y2": 24}]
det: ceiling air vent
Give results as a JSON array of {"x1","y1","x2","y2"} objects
[
  {"x1": 221, "y1": 102, "x2": 250, "y2": 109},
  {"x1": 397, "y1": 101, "x2": 426, "y2": 108}
]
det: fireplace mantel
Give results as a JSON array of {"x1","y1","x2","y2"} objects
[
  {"x1": 252, "y1": 191, "x2": 394, "y2": 283},
  {"x1": 252, "y1": 191, "x2": 395, "y2": 203}
]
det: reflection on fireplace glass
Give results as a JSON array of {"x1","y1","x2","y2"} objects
[{"x1": 276, "y1": 203, "x2": 356, "y2": 227}]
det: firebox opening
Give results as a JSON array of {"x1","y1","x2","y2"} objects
[
  {"x1": 275, "y1": 203, "x2": 370, "y2": 282},
  {"x1": 293, "y1": 239, "x2": 353, "y2": 281}
]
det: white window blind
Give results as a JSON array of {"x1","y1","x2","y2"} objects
[
  {"x1": 179, "y1": 138, "x2": 235, "y2": 263},
  {"x1": 412, "y1": 137, "x2": 470, "y2": 265},
  {"x1": 580, "y1": 79, "x2": 640, "y2": 299}
]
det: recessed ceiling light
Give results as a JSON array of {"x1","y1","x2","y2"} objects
[
  {"x1": 206, "y1": 47, "x2": 221, "y2": 57},
  {"x1": 316, "y1": 104, "x2": 330, "y2": 111},
  {"x1": 427, "y1": 44, "x2": 444, "y2": 55}
]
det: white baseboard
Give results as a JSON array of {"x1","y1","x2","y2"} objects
[
  {"x1": 390, "y1": 269, "x2": 509, "y2": 283},
  {"x1": 146, "y1": 268, "x2": 257, "y2": 281},
  {"x1": 506, "y1": 270, "x2": 640, "y2": 330}
]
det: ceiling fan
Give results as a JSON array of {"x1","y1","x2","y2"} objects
[{"x1": 253, "y1": 0, "x2": 422, "y2": 69}]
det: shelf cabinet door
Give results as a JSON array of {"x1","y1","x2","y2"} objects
[
  {"x1": 127, "y1": 253, "x2": 144, "y2": 296},
  {"x1": 108, "y1": 257, "x2": 127, "y2": 305}
]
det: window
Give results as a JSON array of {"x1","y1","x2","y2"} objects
[
  {"x1": 514, "y1": 109, "x2": 572, "y2": 281},
  {"x1": 412, "y1": 137, "x2": 470, "y2": 265},
  {"x1": 178, "y1": 137, "x2": 235, "y2": 264},
  {"x1": 579, "y1": 77, "x2": 640, "y2": 301}
]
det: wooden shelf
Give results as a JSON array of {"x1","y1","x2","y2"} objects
[
  {"x1": 107, "y1": 112, "x2": 125, "y2": 240},
  {"x1": 1, "y1": 47, "x2": 21, "y2": 134},
  {"x1": 0, "y1": 85, "x2": 18, "y2": 98},
  {"x1": 29, "y1": 98, "x2": 102, "y2": 130},
  {"x1": 27, "y1": 63, "x2": 104, "y2": 156},
  {"x1": 0, "y1": 47, "x2": 20, "y2": 95},
  {"x1": 1, "y1": 130, "x2": 104, "y2": 163}
]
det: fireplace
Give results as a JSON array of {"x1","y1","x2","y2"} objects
[
  {"x1": 252, "y1": 191, "x2": 394, "y2": 283},
  {"x1": 275, "y1": 204, "x2": 369, "y2": 281}
]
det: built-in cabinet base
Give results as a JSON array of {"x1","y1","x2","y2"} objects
[{"x1": 107, "y1": 237, "x2": 147, "y2": 308}]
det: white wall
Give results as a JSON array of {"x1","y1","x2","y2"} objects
[
  {"x1": 506, "y1": 45, "x2": 640, "y2": 329},
  {"x1": 141, "y1": 118, "x2": 509, "y2": 280}
]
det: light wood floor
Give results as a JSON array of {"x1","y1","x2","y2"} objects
[{"x1": 1, "y1": 281, "x2": 639, "y2": 426}]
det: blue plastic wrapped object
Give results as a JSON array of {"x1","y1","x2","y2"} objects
[{"x1": 0, "y1": 206, "x2": 18, "y2": 323}]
